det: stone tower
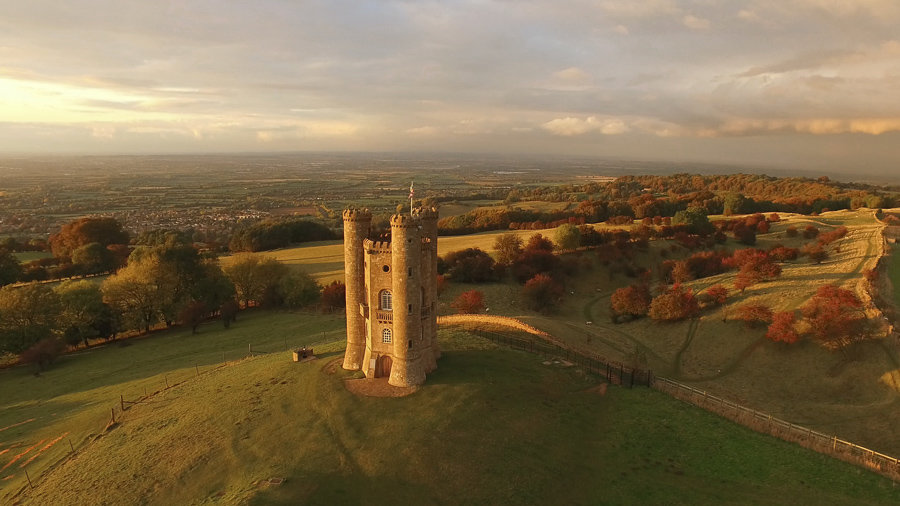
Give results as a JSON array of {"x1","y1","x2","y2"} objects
[
  {"x1": 342, "y1": 206, "x2": 439, "y2": 387},
  {"x1": 342, "y1": 208, "x2": 372, "y2": 370}
]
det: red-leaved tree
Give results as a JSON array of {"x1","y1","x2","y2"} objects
[
  {"x1": 703, "y1": 284, "x2": 729, "y2": 321},
  {"x1": 648, "y1": 283, "x2": 699, "y2": 322},
  {"x1": 736, "y1": 304, "x2": 773, "y2": 328},
  {"x1": 801, "y1": 284, "x2": 866, "y2": 349},
  {"x1": 766, "y1": 312, "x2": 799, "y2": 343},
  {"x1": 451, "y1": 290, "x2": 485, "y2": 314},
  {"x1": 610, "y1": 284, "x2": 651, "y2": 322},
  {"x1": 522, "y1": 274, "x2": 563, "y2": 313},
  {"x1": 321, "y1": 281, "x2": 346, "y2": 311}
]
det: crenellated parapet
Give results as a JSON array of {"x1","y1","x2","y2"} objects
[
  {"x1": 390, "y1": 213, "x2": 418, "y2": 229},
  {"x1": 343, "y1": 208, "x2": 372, "y2": 222},
  {"x1": 363, "y1": 239, "x2": 392, "y2": 254},
  {"x1": 412, "y1": 206, "x2": 438, "y2": 221}
]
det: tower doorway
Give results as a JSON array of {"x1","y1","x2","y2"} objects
[{"x1": 377, "y1": 355, "x2": 393, "y2": 378}]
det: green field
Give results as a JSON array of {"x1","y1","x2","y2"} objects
[
  {"x1": 2, "y1": 315, "x2": 899, "y2": 504},
  {"x1": 12, "y1": 251, "x2": 52, "y2": 263}
]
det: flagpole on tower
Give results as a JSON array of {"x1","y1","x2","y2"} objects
[{"x1": 409, "y1": 181, "x2": 414, "y2": 215}]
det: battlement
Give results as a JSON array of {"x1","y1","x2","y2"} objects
[
  {"x1": 390, "y1": 213, "x2": 419, "y2": 228},
  {"x1": 412, "y1": 206, "x2": 438, "y2": 220},
  {"x1": 363, "y1": 238, "x2": 392, "y2": 254},
  {"x1": 343, "y1": 208, "x2": 372, "y2": 222}
]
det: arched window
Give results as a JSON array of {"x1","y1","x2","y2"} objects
[
  {"x1": 380, "y1": 290, "x2": 392, "y2": 311},
  {"x1": 382, "y1": 328, "x2": 392, "y2": 343}
]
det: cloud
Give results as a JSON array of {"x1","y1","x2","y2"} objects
[
  {"x1": 682, "y1": 15, "x2": 710, "y2": 30},
  {"x1": 553, "y1": 67, "x2": 592, "y2": 84},
  {"x1": 542, "y1": 116, "x2": 630, "y2": 136}
]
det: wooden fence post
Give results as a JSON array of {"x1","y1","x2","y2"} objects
[
  {"x1": 120, "y1": 394, "x2": 125, "y2": 412},
  {"x1": 24, "y1": 467, "x2": 33, "y2": 489}
]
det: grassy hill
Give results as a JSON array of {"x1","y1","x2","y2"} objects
[
  {"x1": 2, "y1": 316, "x2": 899, "y2": 505},
  {"x1": 224, "y1": 210, "x2": 900, "y2": 457}
]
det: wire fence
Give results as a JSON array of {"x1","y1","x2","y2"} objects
[
  {"x1": 439, "y1": 313, "x2": 900, "y2": 482},
  {"x1": 652, "y1": 376, "x2": 900, "y2": 482},
  {"x1": 441, "y1": 320, "x2": 653, "y2": 387}
]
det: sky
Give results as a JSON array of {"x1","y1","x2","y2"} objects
[{"x1": 1, "y1": 0, "x2": 899, "y2": 174}]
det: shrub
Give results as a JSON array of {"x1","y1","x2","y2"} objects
[
  {"x1": 736, "y1": 304, "x2": 773, "y2": 328},
  {"x1": 442, "y1": 248, "x2": 496, "y2": 283},
  {"x1": 321, "y1": 281, "x2": 346, "y2": 311},
  {"x1": 610, "y1": 284, "x2": 651, "y2": 321},
  {"x1": 648, "y1": 284, "x2": 699, "y2": 322},
  {"x1": 19, "y1": 337, "x2": 65, "y2": 371},
  {"x1": 522, "y1": 274, "x2": 563, "y2": 313},
  {"x1": 451, "y1": 290, "x2": 485, "y2": 314},
  {"x1": 766, "y1": 312, "x2": 799, "y2": 343}
]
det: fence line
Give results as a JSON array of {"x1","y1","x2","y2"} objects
[
  {"x1": 438, "y1": 313, "x2": 900, "y2": 481},
  {"x1": 438, "y1": 316, "x2": 652, "y2": 387},
  {"x1": 652, "y1": 376, "x2": 900, "y2": 481}
]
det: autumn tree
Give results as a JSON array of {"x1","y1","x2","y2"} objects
[
  {"x1": 49, "y1": 217, "x2": 130, "y2": 260},
  {"x1": 493, "y1": 233, "x2": 523, "y2": 265},
  {"x1": 451, "y1": 290, "x2": 486, "y2": 314},
  {"x1": 648, "y1": 284, "x2": 699, "y2": 322},
  {"x1": 322, "y1": 281, "x2": 346, "y2": 311},
  {"x1": 766, "y1": 312, "x2": 799, "y2": 343},
  {"x1": 802, "y1": 242, "x2": 829, "y2": 264},
  {"x1": 19, "y1": 337, "x2": 65, "y2": 371},
  {"x1": 736, "y1": 304, "x2": 773, "y2": 328},
  {"x1": 801, "y1": 284, "x2": 866, "y2": 349},
  {"x1": 522, "y1": 274, "x2": 563, "y2": 313},
  {"x1": 178, "y1": 301, "x2": 209, "y2": 334},
  {"x1": 610, "y1": 284, "x2": 651, "y2": 322},
  {"x1": 671, "y1": 260, "x2": 693, "y2": 284},
  {"x1": 702, "y1": 284, "x2": 729, "y2": 321}
]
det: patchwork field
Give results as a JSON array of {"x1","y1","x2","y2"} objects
[{"x1": 2, "y1": 315, "x2": 899, "y2": 504}]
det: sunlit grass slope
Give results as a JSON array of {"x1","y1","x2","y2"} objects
[{"x1": 8, "y1": 328, "x2": 900, "y2": 505}]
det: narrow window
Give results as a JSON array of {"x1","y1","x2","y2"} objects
[
  {"x1": 408, "y1": 303, "x2": 413, "y2": 315},
  {"x1": 408, "y1": 340, "x2": 413, "y2": 349},
  {"x1": 382, "y1": 328, "x2": 392, "y2": 343},
  {"x1": 408, "y1": 267, "x2": 413, "y2": 277},
  {"x1": 380, "y1": 290, "x2": 392, "y2": 311}
]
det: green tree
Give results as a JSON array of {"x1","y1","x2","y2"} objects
[
  {"x1": 102, "y1": 257, "x2": 167, "y2": 333},
  {"x1": 71, "y1": 242, "x2": 115, "y2": 274},
  {"x1": 492, "y1": 233, "x2": 523, "y2": 265},
  {"x1": 722, "y1": 192, "x2": 749, "y2": 216},
  {"x1": 0, "y1": 283, "x2": 61, "y2": 354},
  {"x1": 671, "y1": 208, "x2": 713, "y2": 235},
  {"x1": 224, "y1": 254, "x2": 288, "y2": 307},
  {"x1": 554, "y1": 223, "x2": 581, "y2": 252},
  {"x1": 55, "y1": 280, "x2": 106, "y2": 347},
  {"x1": 0, "y1": 248, "x2": 22, "y2": 286},
  {"x1": 277, "y1": 270, "x2": 321, "y2": 309}
]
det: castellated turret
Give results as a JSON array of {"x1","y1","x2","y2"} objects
[{"x1": 342, "y1": 206, "x2": 439, "y2": 387}]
